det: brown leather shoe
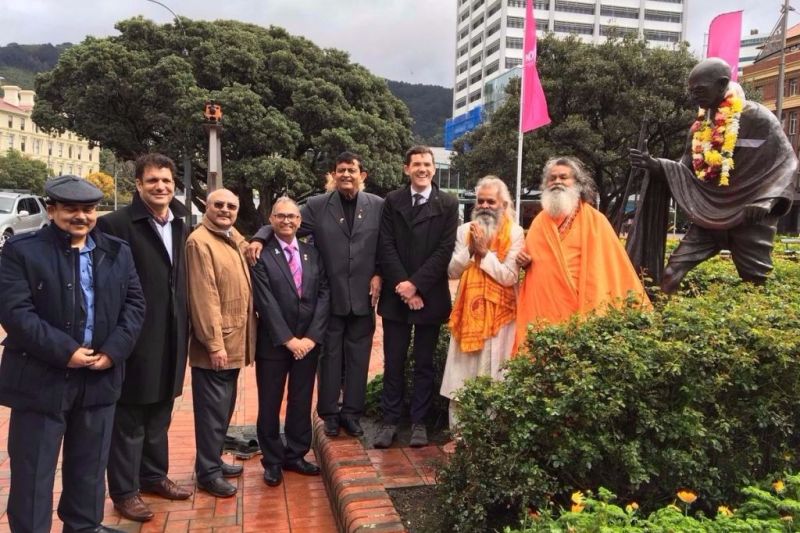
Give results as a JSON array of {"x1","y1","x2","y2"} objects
[
  {"x1": 140, "y1": 477, "x2": 193, "y2": 500},
  {"x1": 112, "y1": 494, "x2": 154, "y2": 522}
]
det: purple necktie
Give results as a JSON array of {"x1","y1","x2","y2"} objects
[{"x1": 286, "y1": 245, "x2": 302, "y2": 296}]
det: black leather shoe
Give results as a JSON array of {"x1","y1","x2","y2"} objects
[
  {"x1": 341, "y1": 417, "x2": 364, "y2": 437},
  {"x1": 221, "y1": 462, "x2": 243, "y2": 478},
  {"x1": 91, "y1": 527, "x2": 126, "y2": 533},
  {"x1": 283, "y1": 458, "x2": 321, "y2": 476},
  {"x1": 198, "y1": 477, "x2": 237, "y2": 498},
  {"x1": 323, "y1": 417, "x2": 340, "y2": 437},
  {"x1": 264, "y1": 464, "x2": 283, "y2": 487}
]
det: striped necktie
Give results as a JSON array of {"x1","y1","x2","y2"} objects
[{"x1": 285, "y1": 245, "x2": 302, "y2": 296}]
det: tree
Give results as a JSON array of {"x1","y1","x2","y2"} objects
[
  {"x1": 86, "y1": 171, "x2": 115, "y2": 201},
  {"x1": 32, "y1": 18, "x2": 413, "y2": 232},
  {"x1": 0, "y1": 149, "x2": 49, "y2": 194},
  {"x1": 452, "y1": 34, "x2": 697, "y2": 217}
]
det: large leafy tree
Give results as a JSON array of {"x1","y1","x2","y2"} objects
[
  {"x1": 32, "y1": 18, "x2": 413, "y2": 231},
  {"x1": 0, "y1": 149, "x2": 49, "y2": 194},
  {"x1": 452, "y1": 35, "x2": 697, "y2": 217}
]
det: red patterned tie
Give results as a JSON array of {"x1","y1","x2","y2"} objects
[{"x1": 286, "y1": 245, "x2": 302, "y2": 296}]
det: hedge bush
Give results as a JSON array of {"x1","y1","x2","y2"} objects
[{"x1": 436, "y1": 258, "x2": 800, "y2": 532}]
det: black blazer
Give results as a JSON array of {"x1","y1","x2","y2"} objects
[
  {"x1": 253, "y1": 191, "x2": 383, "y2": 317},
  {"x1": 97, "y1": 193, "x2": 189, "y2": 404},
  {"x1": 251, "y1": 235, "x2": 330, "y2": 360},
  {"x1": 377, "y1": 183, "x2": 458, "y2": 325},
  {"x1": 0, "y1": 225, "x2": 146, "y2": 413}
]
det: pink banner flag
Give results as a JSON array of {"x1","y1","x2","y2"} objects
[
  {"x1": 520, "y1": 0, "x2": 550, "y2": 132},
  {"x1": 707, "y1": 10, "x2": 743, "y2": 81}
]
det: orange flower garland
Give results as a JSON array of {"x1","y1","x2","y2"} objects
[{"x1": 689, "y1": 89, "x2": 744, "y2": 186}]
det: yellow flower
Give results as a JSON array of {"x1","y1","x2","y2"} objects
[
  {"x1": 773, "y1": 480, "x2": 786, "y2": 493},
  {"x1": 571, "y1": 503, "x2": 585, "y2": 513},
  {"x1": 677, "y1": 489, "x2": 698, "y2": 504},
  {"x1": 698, "y1": 128, "x2": 713, "y2": 143},
  {"x1": 718, "y1": 505, "x2": 733, "y2": 516},
  {"x1": 731, "y1": 97, "x2": 744, "y2": 113},
  {"x1": 625, "y1": 502, "x2": 639, "y2": 513},
  {"x1": 704, "y1": 150, "x2": 723, "y2": 166},
  {"x1": 571, "y1": 491, "x2": 585, "y2": 505}
]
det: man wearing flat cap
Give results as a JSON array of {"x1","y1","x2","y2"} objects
[{"x1": 0, "y1": 175, "x2": 146, "y2": 533}]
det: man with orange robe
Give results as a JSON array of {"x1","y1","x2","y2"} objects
[{"x1": 513, "y1": 156, "x2": 650, "y2": 355}]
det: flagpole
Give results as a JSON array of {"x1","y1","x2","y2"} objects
[{"x1": 515, "y1": 66, "x2": 525, "y2": 225}]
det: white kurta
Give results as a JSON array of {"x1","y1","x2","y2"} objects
[{"x1": 440, "y1": 222, "x2": 525, "y2": 400}]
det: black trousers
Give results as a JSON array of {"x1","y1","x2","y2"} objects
[
  {"x1": 255, "y1": 350, "x2": 318, "y2": 467},
  {"x1": 317, "y1": 312, "x2": 375, "y2": 421},
  {"x1": 107, "y1": 398, "x2": 174, "y2": 500},
  {"x1": 7, "y1": 375, "x2": 114, "y2": 533},
  {"x1": 380, "y1": 319, "x2": 441, "y2": 425},
  {"x1": 192, "y1": 367, "x2": 239, "y2": 484}
]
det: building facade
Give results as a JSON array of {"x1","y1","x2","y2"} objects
[
  {"x1": 452, "y1": 0, "x2": 687, "y2": 116},
  {"x1": 0, "y1": 85, "x2": 100, "y2": 177}
]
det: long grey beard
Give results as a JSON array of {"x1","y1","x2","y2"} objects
[
  {"x1": 542, "y1": 186, "x2": 580, "y2": 219},
  {"x1": 472, "y1": 210, "x2": 499, "y2": 240}
]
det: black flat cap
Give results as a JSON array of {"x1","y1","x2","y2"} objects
[{"x1": 45, "y1": 175, "x2": 104, "y2": 205}]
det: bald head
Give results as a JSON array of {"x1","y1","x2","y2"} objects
[
  {"x1": 206, "y1": 188, "x2": 239, "y2": 230},
  {"x1": 688, "y1": 58, "x2": 732, "y2": 110}
]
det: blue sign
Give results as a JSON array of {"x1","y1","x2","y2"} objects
[{"x1": 444, "y1": 106, "x2": 484, "y2": 149}]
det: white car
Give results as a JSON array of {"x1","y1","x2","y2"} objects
[{"x1": 0, "y1": 191, "x2": 49, "y2": 248}]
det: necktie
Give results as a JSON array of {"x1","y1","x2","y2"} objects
[
  {"x1": 286, "y1": 245, "x2": 302, "y2": 296},
  {"x1": 413, "y1": 193, "x2": 423, "y2": 207}
]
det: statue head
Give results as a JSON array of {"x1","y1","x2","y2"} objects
[{"x1": 688, "y1": 58, "x2": 731, "y2": 110}]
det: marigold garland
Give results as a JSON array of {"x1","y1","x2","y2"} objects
[{"x1": 689, "y1": 90, "x2": 743, "y2": 186}]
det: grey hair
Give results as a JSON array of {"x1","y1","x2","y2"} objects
[
  {"x1": 475, "y1": 175, "x2": 516, "y2": 221},
  {"x1": 540, "y1": 156, "x2": 597, "y2": 205},
  {"x1": 271, "y1": 195, "x2": 299, "y2": 214}
]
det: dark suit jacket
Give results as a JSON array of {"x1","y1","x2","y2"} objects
[
  {"x1": 377, "y1": 183, "x2": 458, "y2": 325},
  {"x1": 254, "y1": 191, "x2": 382, "y2": 316},
  {"x1": 97, "y1": 193, "x2": 189, "y2": 404},
  {"x1": 251, "y1": 235, "x2": 330, "y2": 360},
  {"x1": 0, "y1": 225, "x2": 146, "y2": 413}
]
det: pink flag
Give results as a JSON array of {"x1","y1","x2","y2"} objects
[
  {"x1": 707, "y1": 10, "x2": 743, "y2": 81},
  {"x1": 520, "y1": 0, "x2": 550, "y2": 132}
]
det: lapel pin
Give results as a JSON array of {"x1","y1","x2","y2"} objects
[
  {"x1": 274, "y1": 248, "x2": 280, "y2": 254},
  {"x1": 339, "y1": 217, "x2": 344, "y2": 223},
  {"x1": 303, "y1": 253, "x2": 308, "y2": 261}
]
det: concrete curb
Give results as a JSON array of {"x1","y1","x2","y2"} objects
[{"x1": 312, "y1": 417, "x2": 407, "y2": 533}]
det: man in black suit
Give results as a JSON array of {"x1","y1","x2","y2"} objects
[
  {"x1": 0, "y1": 176, "x2": 145, "y2": 533},
  {"x1": 251, "y1": 197, "x2": 330, "y2": 487},
  {"x1": 247, "y1": 152, "x2": 382, "y2": 438},
  {"x1": 375, "y1": 145, "x2": 459, "y2": 448},
  {"x1": 97, "y1": 153, "x2": 193, "y2": 522}
]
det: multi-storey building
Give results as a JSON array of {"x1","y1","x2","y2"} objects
[
  {"x1": 739, "y1": 30, "x2": 769, "y2": 77},
  {"x1": 0, "y1": 85, "x2": 100, "y2": 177},
  {"x1": 452, "y1": 0, "x2": 688, "y2": 117}
]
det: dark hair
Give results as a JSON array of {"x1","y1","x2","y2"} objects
[
  {"x1": 334, "y1": 151, "x2": 365, "y2": 173},
  {"x1": 135, "y1": 153, "x2": 177, "y2": 181},
  {"x1": 404, "y1": 145, "x2": 435, "y2": 166}
]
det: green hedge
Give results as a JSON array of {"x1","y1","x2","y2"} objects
[{"x1": 436, "y1": 258, "x2": 800, "y2": 532}]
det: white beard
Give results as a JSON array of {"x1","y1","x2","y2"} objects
[
  {"x1": 471, "y1": 209, "x2": 500, "y2": 239},
  {"x1": 541, "y1": 185, "x2": 580, "y2": 219}
]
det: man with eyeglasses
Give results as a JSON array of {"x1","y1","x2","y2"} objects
[
  {"x1": 440, "y1": 177, "x2": 524, "y2": 442},
  {"x1": 246, "y1": 151, "x2": 382, "y2": 439},
  {"x1": 250, "y1": 197, "x2": 329, "y2": 487},
  {"x1": 185, "y1": 188, "x2": 255, "y2": 498}
]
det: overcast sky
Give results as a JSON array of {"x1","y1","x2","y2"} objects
[{"x1": 1, "y1": 0, "x2": 797, "y2": 87}]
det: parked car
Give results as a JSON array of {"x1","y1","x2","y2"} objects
[{"x1": 0, "y1": 191, "x2": 49, "y2": 248}]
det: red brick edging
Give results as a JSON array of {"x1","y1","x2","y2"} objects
[{"x1": 312, "y1": 417, "x2": 407, "y2": 533}]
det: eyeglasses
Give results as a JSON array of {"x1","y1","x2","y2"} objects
[
  {"x1": 212, "y1": 201, "x2": 238, "y2": 211},
  {"x1": 272, "y1": 213, "x2": 299, "y2": 221}
]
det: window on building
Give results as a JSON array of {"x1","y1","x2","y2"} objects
[
  {"x1": 6, "y1": 133, "x2": 14, "y2": 150},
  {"x1": 535, "y1": 0, "x2": 548, "y2": 9},
  {"x1": 456, "y1": 97, "x2": 467, "y2": 109},
  {"x1": 458, "y1": 61, "x2": 469, "y2": 74},
  {"x1": 471, "y1": 16, "x2": 485, "y2": 30},
  {"x1": 600, "y1": 25, "x2": 639, "y2": 38},
  {"x1": 644, "y1": 9, "x2": 681, "y2": 23},
  {"x1": 20, "y1": 119, "x2": 25, "y2": 131},
  {"x1": 507, "y1": 0, "x2": 524, "y2": 7},
  {"x1": 554, "y1": 21, "x2": 594, "y2": 35},
  {"x1": 471, "y1": 53, "x2": 483, "y2": 66},
  {"x1": 48, "y1": 142, "x2": 53, "y2": 156},
  {"x1": 790, "y1": 112, "x2": 798, "y2": 135},
  {"x1": 459, "y1": 45, "x2": 469, "y2": 57},
  {"x1": 555, "y1": 1, "x2": 595, "y2": 15},
  {"x1": 487, "y1": 22, "x2": 501, "y2": 37},
  {"x1": 506, "y1": 57, "x2": 523, "y2": 68},
  {"x1": 643, "y1": 29, "x2": 681, "y2": 42},
  {"x1": 470, "y1": 72, "x2": 483, "y2": 85},
  {"x1": 485, "y1": 60, "x2": 500, "y2": 77},
  {"x1": 788, "y1": 78, "x2": 798, "y2": 96},
  {"x1": 487, "y1": 2, "x2": 501, "y2": 17},
  {"x1": 77, "y1": 147, "x2": 83, "y2": 160},
  {"x1": 457, "y1": 80, "x2": 468, "y2": 92},
  {"x1": 473, "y1": 0, "x2": 485, "y2": 9},
  {"x1": 58, "y1": 142, "x2": 64, "y2": 157},
  {"x1": 485, "y1": 39, "x2": 501, "y2": 56},
  {"x1": 68, "y1": 145, "x2": 73, "y2": 158},
  {"x1": 20, "y1": 137, "x2": 26, "y2": 152},
  {"x1": 7, "y1": 116, "x2": 12, "y2": 128},
  {"x1": 507, "y1": 16, "x2": 524, "y2": 28},
  {"x1": 600, "y1": 6, "x2": 640, "y2": 19},
  {"x1": 460, "y1": 10, "x2": 470, "y2": 22},
  {"x1": 89, "y1": 150, "x2": 93, "y2": 162},
  {"x1": 469, "y1": 90, "x2": 482, "y2": 103},
  {"x1": 471, "y1": 34, "x2": 483, "y2": 47},
  {"x1": 507, "y1": 36, "x2": 524, "y2": 49},
  {"x1": 459, "y1": 27, "x2": 470, "y2": 40}
]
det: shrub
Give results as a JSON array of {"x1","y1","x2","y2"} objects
[{"x1": 436, "y1": 258, "x2": 800, "y2": 532}]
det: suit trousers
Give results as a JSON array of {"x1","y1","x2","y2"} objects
[
  {"x1": 255, "y1": 351, "x2": 318, "y2": 467},
  {"x1": 317, "y1": 312, "x2": 375, "y2": 421},
  {"x1": 192, "y1": 367, "x2": 239, "y2": 484},
  {"x1": 7, "y1": 373, "x2": 114, "y2": 533},
  {"x1": 107, "y1": 398, "x2": 174, "y2": 500},
  {"x1": 380, "y1": 319, "x2": 441, "y2": 425}
]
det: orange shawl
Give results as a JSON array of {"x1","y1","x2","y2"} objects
[
  {"x1": 512, "y1": 203, "x2": 650, "y2": 356},
  {"x1": 449, "y1": 217, "x2": 516, "y2": 353}
]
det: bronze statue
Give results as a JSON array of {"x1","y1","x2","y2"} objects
[{"x1": 629, "y1": 58, "x2": 797, "y2": 293}]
